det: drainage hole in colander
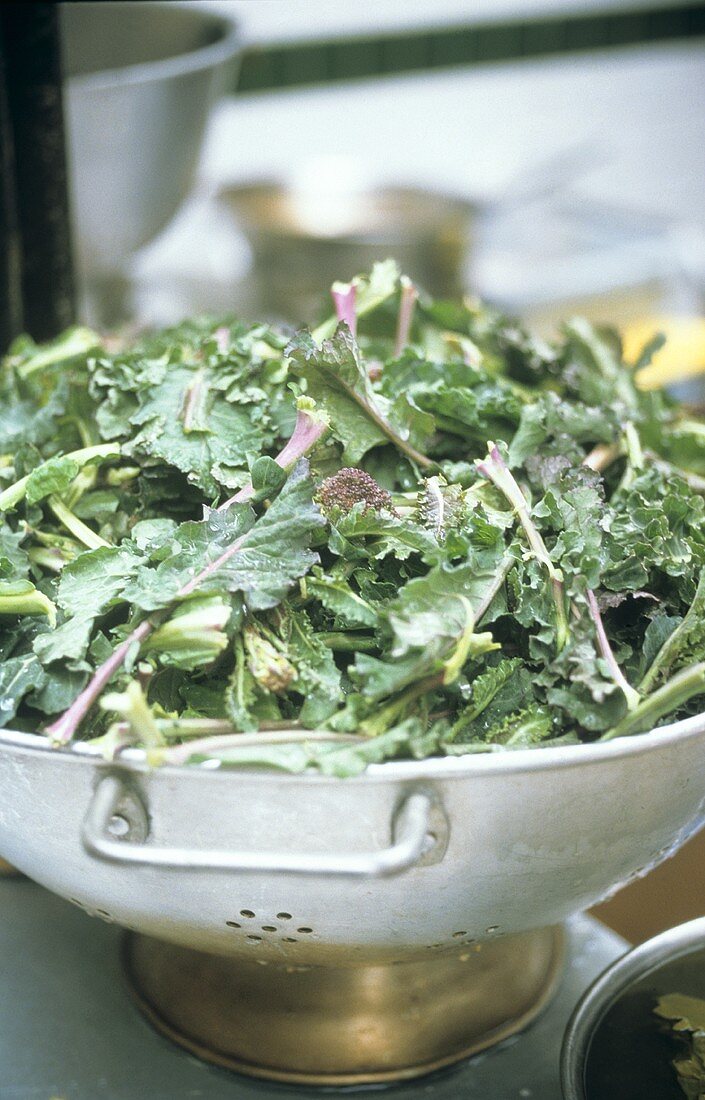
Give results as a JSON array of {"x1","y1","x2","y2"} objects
[
  {"x1": 226, "y1": 921, "x2": 241, "y2": 929},
  {"x1": 486, "y1": 925, "x2": 500, "y2": 934},
  {"x1": 96, "y1": 909, "x2": 111, "y2": 919},
  {"x1": 277, "y1": 912, "x2": 292, "y2": 920},
  {"x1": 297, "y1": 927, "x2": 313, "y2": 934},
  {"x1": 240, "y1": 909, "x2": 256, "y2": 918},
  {"x1": 452, "y1": 931, "x2": 467, "y2": 938},
  {"x1": 246, "y1": 935, "x2": 262, "y2": 943},
  {"x1": 282, "y1": 937, "x2": 297, "y2": 943},
  {"x1": 261, "y1": 925, "x2": 277, "y2": 932}
]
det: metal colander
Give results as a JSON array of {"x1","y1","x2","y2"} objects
[{"x1": 1, "y1": 715, "x2": 705, "y2": 1084}]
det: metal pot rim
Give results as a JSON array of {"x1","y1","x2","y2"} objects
[
  {"x1": 560, "y1": 914, "x2": 705, "y2": 1100},
  {"x1": 1, "y1": 709, "x2": 704, "y2": 784},
  {"x1": 218, "y1": 180, "x2": 481, "y2": 240},
  {"x1": 65, "y1": 3, "x2": 240, "y2": 92}
]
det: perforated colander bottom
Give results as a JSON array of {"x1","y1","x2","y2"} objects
[{"x1": 123, "y1": 925, "x2": 565, "y2": 1086}]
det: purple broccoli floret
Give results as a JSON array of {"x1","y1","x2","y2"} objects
[{"x1": 316, "y1": 468, "x2": 396, "y2": 517}]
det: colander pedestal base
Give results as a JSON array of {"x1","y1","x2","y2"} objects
[{"x1": 123, "y1": 924, "x2": 565, "y2": 1086}]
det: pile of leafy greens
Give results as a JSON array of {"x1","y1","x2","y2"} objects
[{"x1": 3, "y1": 261, "x2": 705, "y2": 776}]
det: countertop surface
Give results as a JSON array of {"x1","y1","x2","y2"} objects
[{"x1": 0, "y1": 876, "x2": 626, "y2": 1100}]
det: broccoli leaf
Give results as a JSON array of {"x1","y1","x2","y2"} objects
[{"x1": 0, "y1": 654, "x2": 45, "y2": 727}]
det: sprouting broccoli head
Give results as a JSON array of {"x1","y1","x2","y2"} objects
[{"x1": 315, "y1": 468, "x2": 396, "y2": 518}]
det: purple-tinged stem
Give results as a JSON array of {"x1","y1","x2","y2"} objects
[
  {"x1": 586, "y1": 589, "x2": 640, "y2": 710},
  {"x1": 218, "y1": 407, "x2": 328, "y2": 510},
  {"x1": 393, "y1": 277, "x2": 418, "y2": 358},
  {"x1": 47, "y1": 531, "x2": 251, "y2": 745},
  {"x1": 331, "y1": 282, "x2": 357, "y2": 337},
  {"x1": 46, "y1": 618, "x2": 155, "y2": 745},
  {"x1": 214, "y1": 326, "x2": 230, "y2": 354},
  {"x1": 47, "y1": 410, "x2": 329, "y2": 745}
]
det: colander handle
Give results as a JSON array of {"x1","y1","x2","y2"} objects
[{"x1": 81, "y1": 774, "x2": 447, "y2": 878}]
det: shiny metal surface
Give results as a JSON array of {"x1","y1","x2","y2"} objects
[
  {"x1": 1, "y1": 716, "x2": 704, "y2": 1082},
  {"x1": 561, "y1": 914, "x2": 705, "y2": 1100},
  {"x1": 1, "y1": 714, "x2": 705, "y2": 962},
  {"x1": 124, "y1": 925, "x2": 564, "y2": 1086},
  {"x1": 60, "y1": 2, "x2": 240, "y2": 318},
  {"x1": 83, "y1": 775, "x2": 446, "y2": 876},
  {"x1": 218, "y1": 181, "x2": 475, "y2": 319},
  {"x1": 0, "y1": 882, "x2": 626, "y2": 1099}
]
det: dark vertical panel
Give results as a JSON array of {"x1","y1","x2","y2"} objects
[
  {"x1": 0, "y1": 19, "x2": 23, "y2": 350},
  {"x1": 1, "y1": 2, "x2": 75, "y2": 340}
]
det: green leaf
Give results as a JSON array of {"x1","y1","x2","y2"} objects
[
  {"x1": 0, "y1": 654, "x2": 45, "y2": 727},
  {"x1": 209, "y1": 462, "x2": 324, "y2": 610},
  {"x1": 128, "y1": 363, "x2": 272, "y2": 495},
  {"x1": 448, "y1": 658, "x2": 523, "y2": 739},
  {"x1": 385, "y1": 561, "x2": 504, "y2": 657},
  {"x1": 28, "y1": 666, "x2": 89, "y2": 716},
  {"x1": 306, "y1": 569, "x2": 378, "y2": 628},
  {"x1": 224, "y1": 637, "x2": 261, "y2": 732},
  {"x1": 452, "y1": 662, "x2": 536, "y2": 742},
  {"x1": 0, "y1": 527, "x2": 30, "y2": 581},
  {"x1": 316, "y1": 723, "x2": 418, "y2": 777},
  {"x1": 25, "y1": 456, "x2": 80, "y2": 505},
  {"x1": 121, "y1": 505, "x2": 255, "y2": 612},
  {"x1": 34, "y1": 545, "x2": 142, "y2": 665},
  {"x1": 250, "y1": 455, "x2": 287, "y2": 500},
  {"x1": 482, "y1": 704, "x2": 553, "y2": 747},
  {"x1": 533, "y1": 466, "x2": 607, "y2": 588},
  {"x1": 562, "y1": 317, "x2": 638, "y2": 415},
  {"x1": 273, "y1": 607, "x2": 341, "y2": 726},
  {"x1": 640, "y1": 571, "x2": 705, "y2": 691},
  {"x1": 329, "y1": 503, "x2": 439, "y2": 562},
  {"x1": 289, "y1": 329, "x2": 391, "y2": 464},
  {"x1": 288, "y1": 328, "x2": 431, "y2": 468}
]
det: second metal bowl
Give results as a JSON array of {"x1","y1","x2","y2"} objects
[{"x1": 562, "y1": 914, "x2": 705, "y2": 1099}]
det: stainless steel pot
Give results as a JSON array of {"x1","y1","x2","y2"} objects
[
  {"x1": 561, "y1": 915, "x2": 705, "y2": 1099},
  {"x1": 218, "y1": 181, "x2": 476, "y2": 321},
  {"x1": 1, "y1": 714, "x2": 704, "y2": 1084},
  {"x1": 60, "y1": 2, "x2": 240, "y2": 322}
]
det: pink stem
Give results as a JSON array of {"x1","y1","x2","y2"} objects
[
  {"x1": 331, "y1": 283, "x2": 357, "y2": 337},
  {"x1": 177, "y1": 534, "x2": 247, "y2": 599},
  {"x1": 218, "y1": 410, "x2": 327, "y2": 511},
  {"x1": 46, "y1": 533, "x2": 250, "y2": 745},
  {"x1": 393, "y1": 278, "x2": 418, "y2": 358},
  {"x1": 46, "y1": 619, "x2": 155, "y2": 745},
  {"x1": 586, "y1": 588, "x2": 639, "y2": 707},
  {"x1": 47, "y1": 412, "x2": 328, "y2": 744},
  {"x1": 214, "y1": 326, "x2": 230, "y2": 354}
]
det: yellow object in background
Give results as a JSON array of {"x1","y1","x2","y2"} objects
[{"x1": 628, "y1": 316, "x2": 705, "y2": 390}]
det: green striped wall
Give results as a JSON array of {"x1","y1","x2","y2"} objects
[{"x1": 235, "y1": 3, "x2": 705, "y2": 93}]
